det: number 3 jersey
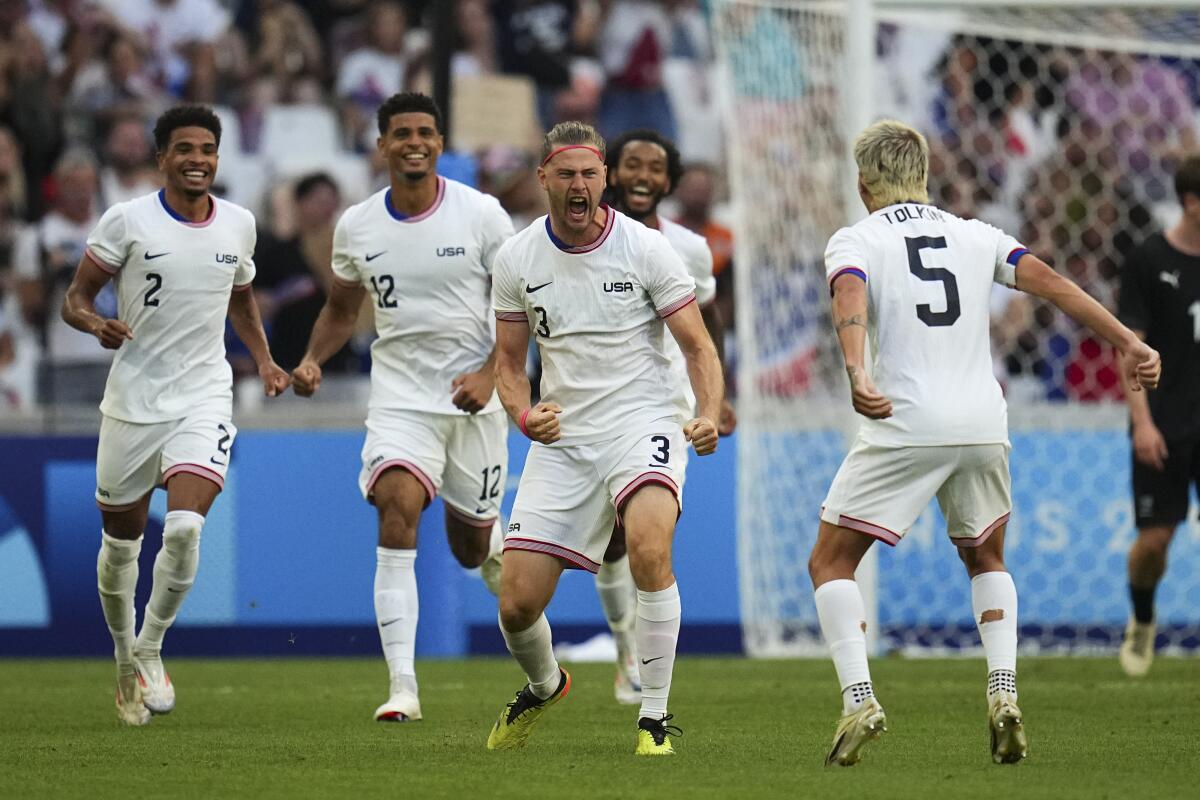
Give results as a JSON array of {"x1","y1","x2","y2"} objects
[
  {"x1": 331, "y1": 177, "x2": 514, "y2": 415},
  {"x1": 824, "y1": 202, "x2": 1025, "y2": 447},
  {"x1": 86, "y1": 190, "x2": 257, "y2": 424},
  {"x1": 492, "y1": 207, "x2": 696, "y2": 446}
]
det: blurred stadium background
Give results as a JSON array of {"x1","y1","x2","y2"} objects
[{"x1": 0, "y1": 0, "x2": 1197, "y2": 664}]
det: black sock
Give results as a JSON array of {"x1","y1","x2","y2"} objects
[{"x1": 1129, "y1": 584, "x2": 1156, "y2": 624}]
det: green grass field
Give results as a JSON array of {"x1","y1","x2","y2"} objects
[{"x1": 1, "y1": 656, "x2": 1196, "y2": 799}]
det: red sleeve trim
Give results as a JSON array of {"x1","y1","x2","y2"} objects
[
  {"x1": 658, "y1": 293, "x2": 697, "y2": 319},
  {"x1": 495, "y1": 310, "x2": 528, "y2": 322},
  {"x1": 333, "y1": 275, "x2": 362, "y2": 289},
  {"x1": 85, "y1": 248, "x2": 118, "y2": 275},
  {"x1": 232, "y1": 282, "x2": 253, "y2": 292}
]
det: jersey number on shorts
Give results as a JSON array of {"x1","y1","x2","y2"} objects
[
  {"x1": 210, "y1": 423, "x2": 232, "y2": 467},
  {"x1": 479, "y1": 464, "x2": 502, "y2": 502},
  {"x1": 370, "y1": 275, "x2": 398, "y2": 309},
  {"x1": 534, "y1": 306, "x2": 550, "y2": 337},
  {"x1": 905, "y1": 236, "x2": 960, "y2": 327},
  {"x1": 144, "y1": 273, "x2": 163, "y2": 307},
  {"x1": 650, "y1": 435, "x2": 670, "y2": 465}
]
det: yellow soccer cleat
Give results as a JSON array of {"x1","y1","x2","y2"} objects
[
  {"x1": 1118, "y1": 617, "x2": 1156, "y2": 677},
  {"x1": 988, "y1": 692, "x2": 1028, "y2": 764},
  {"x1": 486, "y1": 669, "x2": 571, "y2": 751},
  {"x1": 635, "y1": 714, "x2": 681, "y2": 756},
  {"x1": 825, "y1": 697, "x2": 886, "y2": 766}
]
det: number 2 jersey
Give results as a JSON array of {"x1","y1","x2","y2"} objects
[
  {"x1": 332, "y1": 177, "x2": 514, "y2": 415},
  {"x1": 824, "y1": 202, "x2": 1026, "y2": 447},
  {"x1": 492, "y1": 207, "x2": 696, "y2": 446},
  {"x1": 85, "y1": 190, "x2": 257, "y2": 423}
]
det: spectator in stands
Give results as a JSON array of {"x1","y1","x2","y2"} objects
[
  {"x1": 596, "y1": 0, "x2": 677, "y2": 141},
  {"x1": 0, "y1": 127, "x2": 29, "y2": 220},
  {"x1": 478, "y1": 144, "x2": 546, "y2": 230},
  {"x1": 66, "y1": 31, "x2": 167, "y2": 145},
  {"x1": 12, "y1": 147, "x2": 109, "y2": 404},
  {"x1": 256, "y1": 173, "x2": 357, "y2": 373},
  {"x1": 249, "y1": 0, "x2": 326, "y2": 101},
  {"x1": 101, "y1": 0, "x2": 232, "y2": 102},
  {"x1": 98, "y1": 115, "x2": 159, "y2": 207},
  {"x1": 2, "y1": 21, "x2": 62, "y2": 219},
  {"x1": 337, "y1": 1, "x2": 410, "y2": 152},
  {"x1": 0, "y1": 169, "x2": 30, "y2": 406},
  {"x1": 494, "y1": 0, "x2": 602, "y2": 129}
]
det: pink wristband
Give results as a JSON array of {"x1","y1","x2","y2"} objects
[{"x1": 519, "y1": 407, "x2": 532, "y2": 438}]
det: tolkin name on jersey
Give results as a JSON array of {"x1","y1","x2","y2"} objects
[
  {"x1": 437, "y1": 247, "x2": 466, "y2": 257},
  {"x1": 215, "y1": 253, "x2": 239, "y2": 264},
  {"x1": 881, "y1": 205, "x2": 946, "y2": 225},
  {"x1": 604, "y1": 281, "x2": 635, "y2": 293}
]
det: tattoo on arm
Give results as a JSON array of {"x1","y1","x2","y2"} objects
[{"x1": 836, "y1": 315, "x2": 866, "y2": 332}]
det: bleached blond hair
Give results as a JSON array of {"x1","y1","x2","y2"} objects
[{"x1": 853, "y1": 120, "x2": 929, "y2": 206}]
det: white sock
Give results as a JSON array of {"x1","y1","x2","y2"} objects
[
  {"x1": 97, "y1": 532, "x2": 143, "y2": 666},
  {"x1": 136, "y1": 510, "x2": 204, "y2": 654},
  {"x1": 596, "y1": 555, "x2": 637, "y2": 654},
  {"x1": 375, "y1": 547, "x2": 419, "y2": 696},
  {"x1": 814, "y1": 579, "x2": 873, "y2": 714},
  {"x1": 972, "y1": 570, "x2": 1018, "y2": 698},
  {"x1": 635, "y1": 582, "x2": 681, "y2": 720},
  {"x1": 500, "y1": 613, "x2": 560, "y2": 699}
]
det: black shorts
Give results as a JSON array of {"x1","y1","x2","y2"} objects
[{"x1": 1132, "y1": 437, "x2": 1200, "y2": 527}]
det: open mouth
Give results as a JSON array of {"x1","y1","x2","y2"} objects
[
  {"x1": 182, "y1": 169, "x2": 208, "y2": 181},
  {"x1": 626, "y1": 185, "x2": 656, "y2": 209},
  {"x1": 567, "y1": 196, "x2": 589, "y2": 223},
  {"x1": 402, "y1": 153, "x2": 428, "y2": 168}
]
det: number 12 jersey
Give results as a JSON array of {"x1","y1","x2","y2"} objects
[{"x1": 824, "y1": 202, "x2": 1026, "y2": 447}]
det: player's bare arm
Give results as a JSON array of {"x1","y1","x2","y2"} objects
[
  {"x1": 450, "y1": 346, "x2": 497, "y2": 414},
  {"x1": 227, "y1": 288, "x2": 290, "y2": 397},
  {"x1": 665, "y1": 301, "x2": 722, "y2": 456},
  {"x1": 1015, "y1": 254, "x2": 1161, "y2": 390},
  {"x1": 61, "y1": 255, "x2": 133, "y2": 350},
  {"x1": 1118, "y1": 327, "x2": 1169, "y2": 471},
  {"x1": 700, "y1": 300, "x2": 737, "y2": 436},
  {"x1": 494, "y1": 316, "x2": 561, "y2": 444},
  {"x1": 292, "y1": 280, "x2": 366, "y2": 397},
  {"x1": 829, "y1": 271, "x2": 892, "y2": 419}
]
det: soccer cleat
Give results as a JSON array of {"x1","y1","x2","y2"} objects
[
  {"x1": 486, "y1": 668, "x2": 571, "y2": 751},
  {"x1": 825, "y1": 697, "x2": 887, "y2": 766},
  {"x1": 1119, "y1": 617, "x2": 1155, "y2": 677},
  {"x1": 374, "y1": 689, "x2": 423, "y2": 722},
  {"x1": 635, "y1": 714, "x2": 681, "y2": 756},
  {"x1": 988, "y1": 692, "x2": 1028, "y2": 764},
  {"x1": 115, "y1": 669, "x2": 151, "y2": 726},
  {"x1": 614, "y1": 635, "x2": 642, "y2": 705},
  {"x1": 132, "y1": 651, "x2": 175, "y2": 715}
]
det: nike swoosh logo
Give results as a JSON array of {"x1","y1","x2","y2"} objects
[
  {"x1": 366, "y1": 251, "x2": 387, "y2": 262},
  {"x1": 210, "y1": 457, "x2": 226, "y2": 466},
  {"x1": 641, "y1": 656, "x2": 664, "y2": 665},
  {"x1": 166, "y1": 587, "x2": 182, "y2": 593},
  {"x1": 145, "y1": 251, "x2": 169, "y2": 260},
  {"x1": 526, "y1": 281, "x2": 553, "y2": 293},
  {"x1": 474, "y1": 506, "x2": 488, "y2": 515},
  {"x1": 380, "y1": 618, "x2": 402, "y2": 627}
]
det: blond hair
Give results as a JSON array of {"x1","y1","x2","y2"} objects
[
  {"x1": 540, "y1": 121, "x2": 606, "y2": 164},
  {"x1": 853, "y1": 120, "x2": 929, "y2": 206}
]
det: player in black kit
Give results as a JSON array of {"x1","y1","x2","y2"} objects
[{"x1": 1116, "y1": 154, "x2": 1200, "y2": 677}]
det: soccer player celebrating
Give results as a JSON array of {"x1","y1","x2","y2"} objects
[
  {"x1": 592, "y1": 128, "x2": 736, "y2": 705},
  {"x1": 812, "y1": 120, "x2": 1160, "y2": 766},
  {"x1": 1116, "y1": 154, "x2": 1200, "y2": 677},
  {"x1": 487, "y1": 121, "x2": 723, "y2": 756},
  {"x1": 291, "y1": 93, "x2": 513, "y2": 723},
  {"x1": 61, "y1": 105, "x2": 289, "y2": 725}
]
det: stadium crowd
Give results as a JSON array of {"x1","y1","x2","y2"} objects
[{"x1": 0, "y1": 0, "x2": 733, "y2": 410}]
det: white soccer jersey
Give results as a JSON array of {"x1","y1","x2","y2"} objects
[
  {"x1": 658, "y1": 216, "x2": 716, "y2": 415},
  {"x1": 493, "y1": 207, "x2": 696, "y2": 445},
  {"x1": 86, "y1": 190, "x2": 256, "y2": 423},
  {"x1": 332, "y1": 177, "x2": 514, "y2": 415},
  {"x1": 824, "y1": 202, "x2": 1025, "y2": 447}
]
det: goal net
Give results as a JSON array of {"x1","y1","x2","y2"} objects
[{"x1": 712, "y1": 0, "x2": 1200, "y2": 656}]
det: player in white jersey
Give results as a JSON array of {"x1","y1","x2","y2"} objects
[
  {"x1": 291, "y1": 93, "x2": 514, "y2": 724},
  {"x1": 811, "y1": 120, "x2": 1161, "y2": 766},
  {"x1": 486, "y1": 122, "x2": 723, "y2": 757},
  {"x1": 588, "y1": 128, "x2": 738, "y2": 705},
  {"x1": 60, "y1": 106, "x2": 289, "y2": 726}
]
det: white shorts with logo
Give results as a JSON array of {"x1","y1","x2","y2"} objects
[
  {"x1": 820, "y1": 438, "x2": 1012, "y2": 547},
  {"x1": 505, "y1": 422, "x2": 687, "y2": 573},
  {"x1": 96, "y1": 409, "x2": 236, "y2": 510},
  {"x1": 359, "y1": 408, "x2": 508, "y2": 526}
]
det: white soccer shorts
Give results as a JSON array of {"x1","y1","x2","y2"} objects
[
  {"x1": 359, "y1": 408, "x2": 509, "y2": 526},
  {"x1": 505, "y1": 422, "x2": 688, "y2": 573},
  {"x1": 95, "y1": 409, "x2": 237, "y2": 510},
  {"x1": 820, "y1": 438, "x2": 1012, "y2": 547}
]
